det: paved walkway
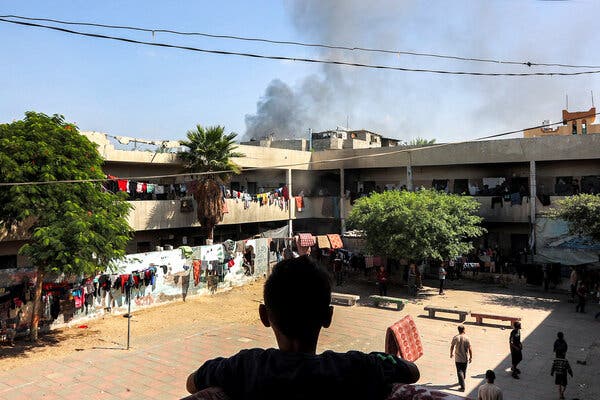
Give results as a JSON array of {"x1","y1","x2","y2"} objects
[{"x1": 0, "y1": 277, "x2": 598, "y2": 400}]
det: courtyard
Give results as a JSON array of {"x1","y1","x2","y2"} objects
[{"x1": 0, "y1": 276, "x2": 598, "y2": 400}]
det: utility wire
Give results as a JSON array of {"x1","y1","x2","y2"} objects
[
  {"x1": 2, "y1": 18, "x2": 600, "y2": 77},
  {"x1": 1, "y1": 112, "x2": 596, "y2": 188},
  {"x1": 2, "y1": 14, "x2": 599, "y2": 69}
]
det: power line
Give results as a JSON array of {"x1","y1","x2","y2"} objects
[
  {"x1": 2, "y1": 14, "x2": 599, "y2": 69},
  {"x1": 1, "y1": 113, "x2": 596, "y2": 188},
  {"x1": 2, "y1": 17, "x2": 600, "y2": 77}
]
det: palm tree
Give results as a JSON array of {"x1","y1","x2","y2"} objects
[{"x1": 178, "y1": 125, "x2": 244, "y2": 243}]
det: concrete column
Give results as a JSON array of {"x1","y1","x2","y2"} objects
[
  {"x1": 339, "y1": 168, "x2": 346, "y2": 234},
  {"x1": 529, "y1": 160, "x2": 537, "y2": 251},
  {"x1": 406, "y1": 151, "x2": 414, "y2": 191},
  {"x1": 287, "y1": 169, "x2": 293, "y2": 238}
]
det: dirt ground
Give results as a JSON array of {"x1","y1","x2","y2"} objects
[{"x1": 0, "y1": 280, "x2": 265, "y2": 372}]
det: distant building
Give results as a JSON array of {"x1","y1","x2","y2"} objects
[
  {"x1": 524, "y1": 107, "x2": 600, "y2": 137},
  {"x1": 241, "y1": 128, "x2": 400, "y2": 151}
]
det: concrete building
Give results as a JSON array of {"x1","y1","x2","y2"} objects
[
  {"x1": 524, "y1": 107, "x2": 600, "y2": 137},
  {"x1": 240, "y1": 129, "x2": 399, "y2": 152},
  {"x1": 2, "y1": 129, "x2": 600, "y2": 270}
]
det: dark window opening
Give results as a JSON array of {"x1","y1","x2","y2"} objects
[
  {"x1": 572, "y1": 122, "x2": 577, "y2": 135},
  {"x1": 230, "y1": 182, "x2": 240, "y2": 192},
  {"x1": 136, "y1": 241, "x2": 151, "y2": 253},
  {"x1": 453, "y1": 179, "x2": 469, "y2": 194},
  {"x1": 247, "y1": 182, "x2": 257, "y2": 194},
  {"x1": 0, "y1": 255, "x2": 17, "y2": 270},
  {"x1": 555, "y1": 177, "x2": 573, "y2": 195}
]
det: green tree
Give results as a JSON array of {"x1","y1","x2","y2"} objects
[
  {"x1": 407, "y1": 137, "x2": 436, "y2": 147},
  {"x1": 347, "y1": 189, "x2": 484, "y2": 261},
  {"x1": 0, "y1": 112, "x2": 133, "y2": 340},
  {"x1": 178, "y1": 125, "x2": 244, "y2": 243},
  {"x1": 545, "y1": 194, "x2": 600, "y2": 242}
]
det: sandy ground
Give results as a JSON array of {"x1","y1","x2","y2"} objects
[{"x1": 0, "y1": 280, "x2": 265, "y2": 372}]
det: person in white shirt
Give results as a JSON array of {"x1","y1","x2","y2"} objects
[
  {"x1": 439, "y1": 264, "x2": 447, "y2": 295},
  {"x1": 477, "y1": 370, "x2": 503, "y2": 400}
]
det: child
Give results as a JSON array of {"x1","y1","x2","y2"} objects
[
  {"x1": 376, "y1": 265, "x2": 389, "y2": 296},
  {"x1": 186, "y1": 256, "x2": 420, "y2": 399},
  {"x1": 550, "y1": 354, "x2": 573, "y2": 400}
]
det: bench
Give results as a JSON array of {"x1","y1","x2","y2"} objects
[
  {"x1": 424, "y1": 306, "x2": 469, "y2": 322},
  {"x1": 370, "y1": 295, "x2": 406, "y2": 310},
  {"x1": 331, "y1": 292, "x2": 360, "y2": 306},
  {"x1": 471, "y1": 312, "x2": 521, "y2": 328}
]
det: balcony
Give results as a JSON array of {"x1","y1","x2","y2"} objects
[
  {"x1": 126, "y1": 197, "x2": 353, "y2": 231},
  {"x1": 473, "y1": 196, "x2": 530, "y2": 223}
]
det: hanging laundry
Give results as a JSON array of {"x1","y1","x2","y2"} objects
[
  {"x1": 295, "y1": 196, "x2": 304, "y2": 212},
  {"x1": 117, "y1": 179, "x2": 129, "y2": 192},
  {"x1": 147, "y1": 184, "x2": 155, "y2": 194}
]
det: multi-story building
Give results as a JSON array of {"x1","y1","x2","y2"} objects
[{"x1": 2, "y1": 126, "x2": 600, "y2": 270}]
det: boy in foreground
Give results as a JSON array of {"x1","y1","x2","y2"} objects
[{"x1": 186, "y1": 256, "x2": 420, "y2": 399}]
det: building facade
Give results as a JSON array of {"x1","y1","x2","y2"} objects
[{"x1": 2, "y1": 130, "x2": 600, "y2": 270}]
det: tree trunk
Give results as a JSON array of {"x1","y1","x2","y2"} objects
[
  {"x1": 30, "y1": 267, "x2": 45, "y2": 341},
  {"x1": 206, "y1": 224, "x2": 215, "y2": 245}
]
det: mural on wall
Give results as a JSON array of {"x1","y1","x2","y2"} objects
[{"x1": 535, "y1": 217, "x2": 600, "y2": 265}]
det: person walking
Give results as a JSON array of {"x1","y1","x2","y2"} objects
[
  {"x1": 553, "y1": 332, "x2": 568, "y2": 358},
  {"x1": 439, "y1": 263, "x2": 447, "y2": 295},
  {"x1": 551, "y1": 353, "x2": 573, "y2": 400},
  {"x1": 477, "y1": 370, "x2": 503, "y2": 400},
  {"x1": 376, "y1": 265, "x2": 389, "y2": 297},
  {"x1": 333, "y1": 252, "x2": 343, "y2": 286},
  {"x1": 509, "y1": 322, "x2": 523, "y2": 379},
  {"x1": 450, "y1": 325, "x2": 472, "y2": 392}
]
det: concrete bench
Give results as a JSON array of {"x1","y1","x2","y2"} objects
[
  {"x1": 471, "y1": 312, "x2": 521, "y2": 328},
  {"x1": 331, "y1": 292, "x2": 360, "y2": 306},
  {"x1": 424, "y1": 306, "x2": 469, "y2": 322},
  {"x1": 370, "y1": 295, "x2": 406, "y2": 310}
]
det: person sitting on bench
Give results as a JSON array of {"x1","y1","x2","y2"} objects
[{"x1": 185, "y1": 256, "x2": 420, "y2": 399}]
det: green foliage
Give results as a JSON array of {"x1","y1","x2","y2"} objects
[
  {"x1": 0, "y1": 112, "x2": 133, "y2": 275},
  {"x1": 347, "y1": 189, "x2": 484, "y2": 261},
  {"x1": 178, "y1": 124, "x2": 244, "y2": 240},
  {"x1": 545, "y1": 194, "x2": 600, "y2": 242},
  {"x1": 407, "y1": 137, "x2": 436, "y2": 147},
  {"x1": 178, "y1": 124, "x2": 244, "y2": 179}
]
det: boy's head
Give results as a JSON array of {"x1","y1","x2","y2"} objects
[
  {"x1": 485, "y1": 370, "x2": 495, "y2": 383},
  {"x1": 557, "y1": 332, "x2": 564, "y2": 340},
  {"x1": 260, "y1": 256, "x2": 333, "y2": 342}
]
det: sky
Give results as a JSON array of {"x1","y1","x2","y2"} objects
[{"x1": 2, "y1": 0, "x2": 600, "y2": 144}]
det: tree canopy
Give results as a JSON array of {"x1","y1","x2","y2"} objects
[
  {"x1": 347, "y1": 189, "x2": 484, "y2": 261},
  {"x1": 0, "y1": 112, "x2": 133, "y2": 339},
  {"x1": 406, "y1": 137, "x2": 436, "y2": 147},
  {"x1": 545, "y1": 194, "x2": 600, "y2": 242},
  {"x1": 178, "y1": 124, "x2": 244, "y2": 242}
]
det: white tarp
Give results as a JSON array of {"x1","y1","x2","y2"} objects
[{"x1": 534, "y1": 217, "x2": 600, "y2": 266}]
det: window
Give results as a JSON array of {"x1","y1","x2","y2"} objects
[
  {"x1": 582, "y1": 120, "x2": 587, "y2": 135},
  {"x1": 572, "y1": 122, "x2": 577, "y2": 135},
  {"x1": 0, "y1": 255, "x2": 17, "y2": 270},
  {"x1": 453, "y1": 179, "x2": 469, "y2": 194},
  {"x1": 247, "y1": 182, "x2": 257, "y2": 194},
  {"x1": 230, "y1": 182, "x2": 240, "y2": 191},
  {"x1": 136, "y1": 241, "x2": 151, "y2": 253},
  {"x1": 555, "y1": 177, "x2": 573, "y2": 195}
]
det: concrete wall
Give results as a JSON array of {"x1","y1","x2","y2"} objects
[{"x1": 125, "y1": 197, "x2": 353, "y2": 231}]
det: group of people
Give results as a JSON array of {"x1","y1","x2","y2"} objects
[{"x1": 449, "y1": 324, "x2": 575, "y2": 400}]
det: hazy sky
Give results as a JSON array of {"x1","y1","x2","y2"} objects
[{"x1": 2, "y1": 1, "x2": 600, "y2": 143}]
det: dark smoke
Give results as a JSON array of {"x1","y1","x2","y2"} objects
[{"x1": 244, "y1": 1, "x2": 600, "y2": 142}]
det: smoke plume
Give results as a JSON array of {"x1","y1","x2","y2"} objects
[{"x1": 244, "y1": 0, "x2": 600, "y2": 142}]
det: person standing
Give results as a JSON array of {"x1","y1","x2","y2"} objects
[
  {"x1": 575, "y1": 282, "x2": 587, "y2": 313},
  {"x1": 333, "y1": 252, "x2": 343, "y2": 286},
  {"x1": 509, "y1": 322, "x2": 523, "y2": 379},
  {"x1": 569, "y1": 267, "x2": 578, "y2": 303},
  {"x1": 450, "y1": 325, "x2": 472, "y2": 392},
  {"x1": 376, "y1": 265, "x2": 389, "y2": 296},
  {"x1": 477, "y1": 370, "x2": 503, "y2": 400},
  {"x1": 551, "y1": 354, "x2": 573, "y2": 400},
  {"x1": 439, "y1": 263, "x2": 447, "y2": 295},
  {"x1": 553, "y1": 332, "x2": 568, "y2": 358}
]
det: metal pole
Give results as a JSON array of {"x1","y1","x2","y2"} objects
[
  {"x1": 287, "y1": 169, "x2": 293, "y2": 239},
  {"x1": 529, "y1": 160, "x2": 537, "y2": 253},
  {"x1": 125, "y1": 286, "x2": 131, "y2": 350},
  {"x1": 339, "y1": 168, "x2": 346, "y2": 234}
]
